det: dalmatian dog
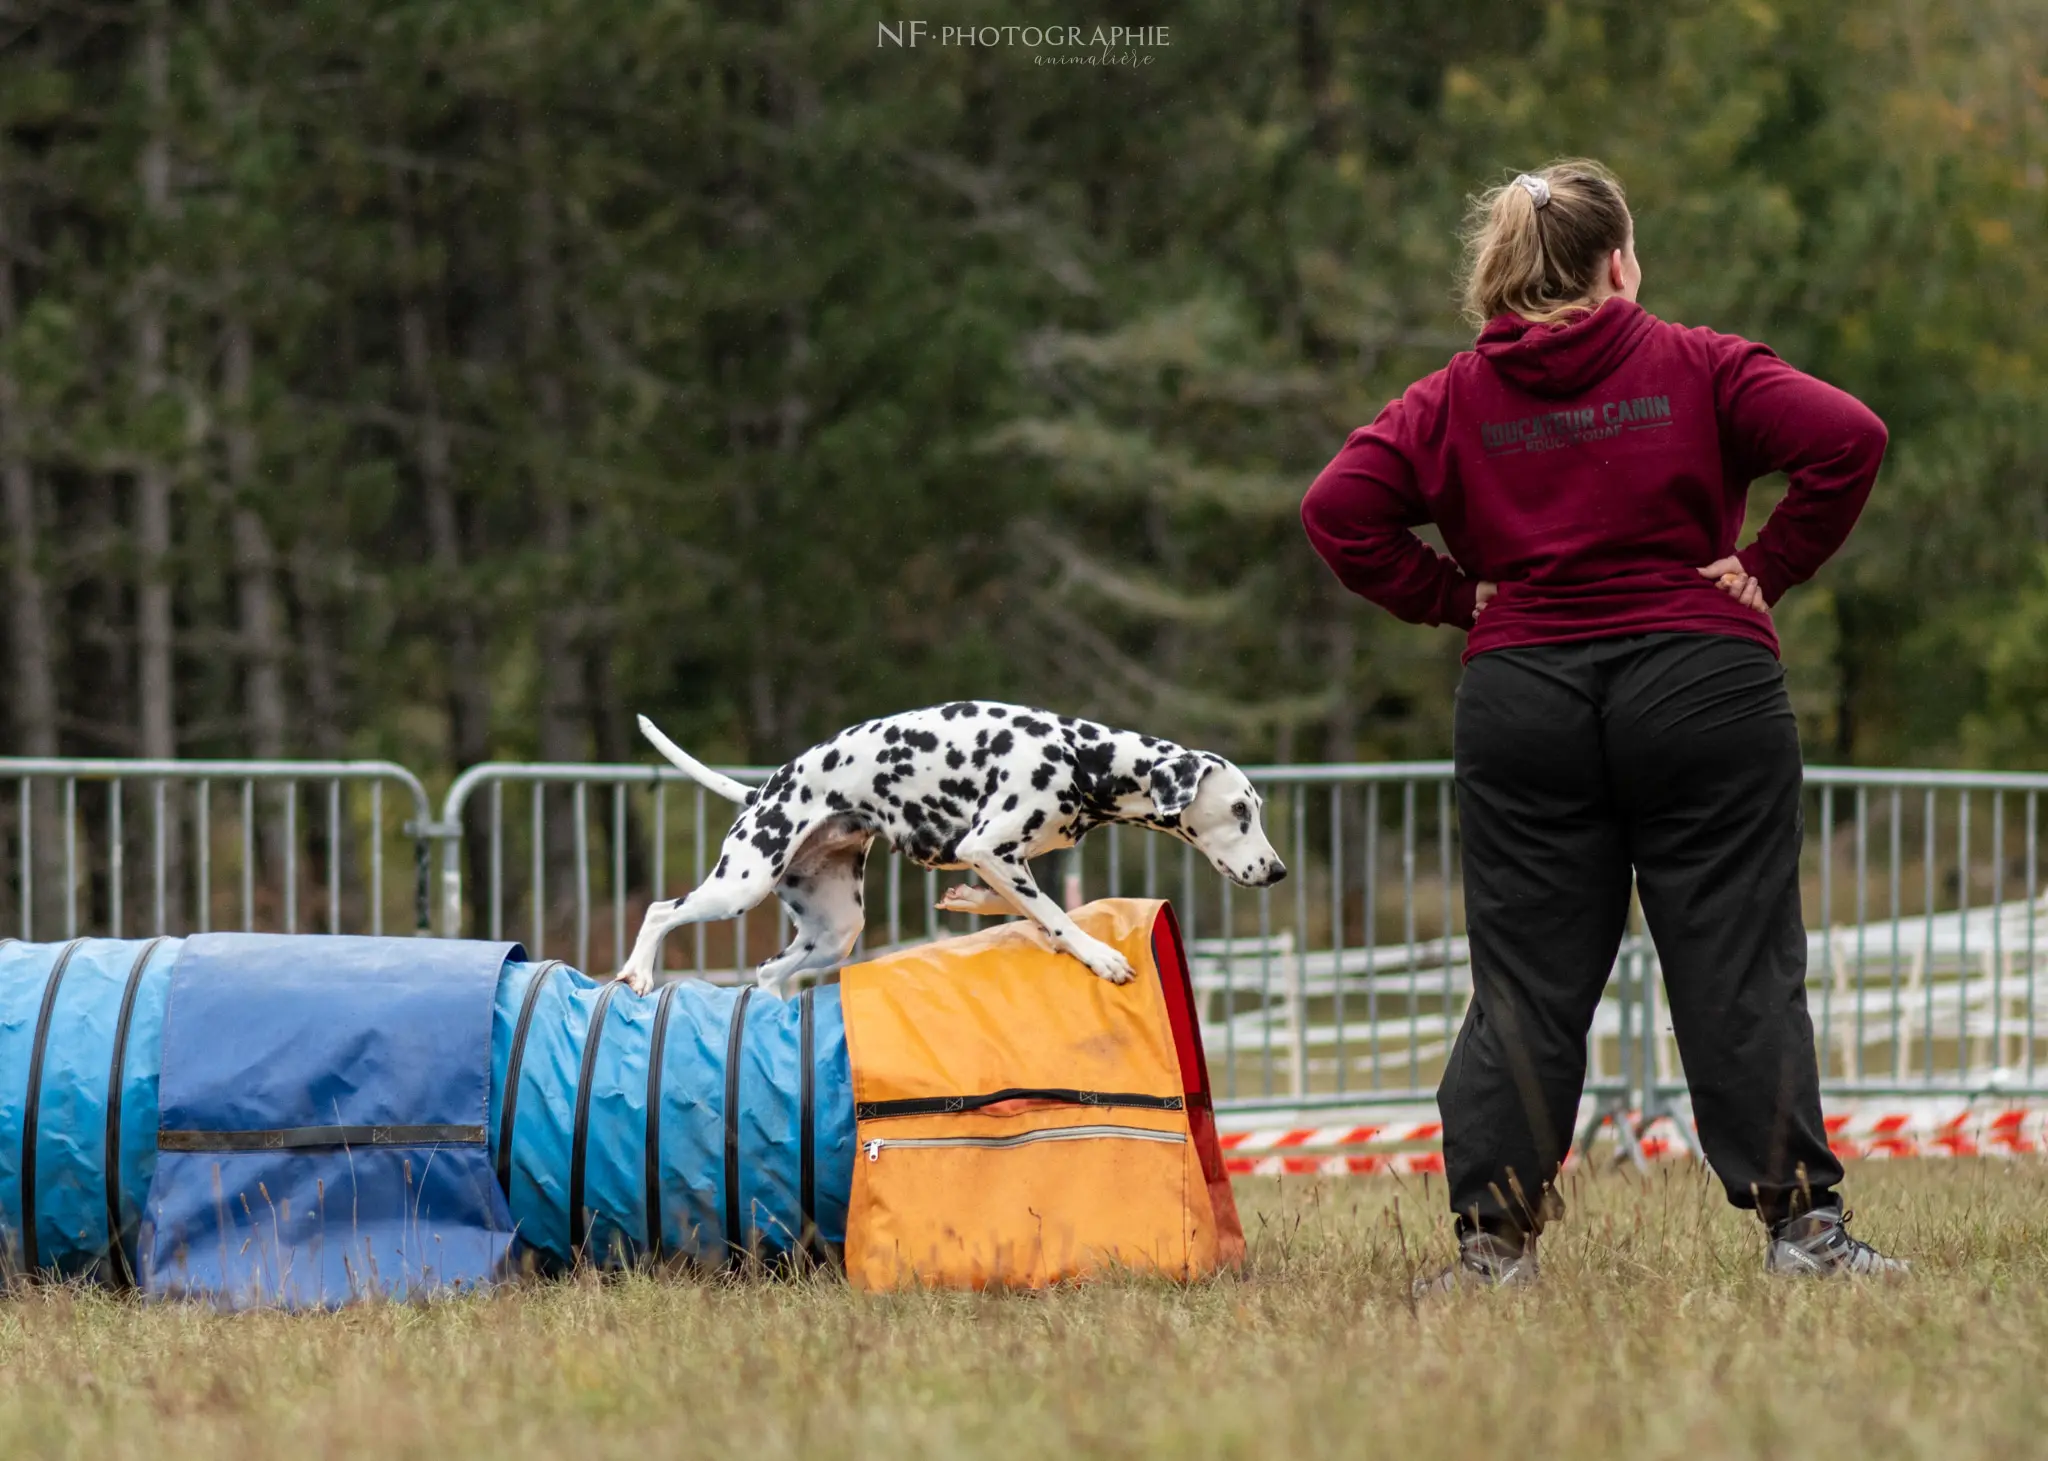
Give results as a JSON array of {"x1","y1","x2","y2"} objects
[{"x1": 615, "y1": 702, "x2": 1286, "y2": 997}]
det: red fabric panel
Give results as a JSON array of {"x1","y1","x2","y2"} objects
[
  {"x1": 1151, "y1": 903, "x2": 1244, "y2": 1264},
  {"x1": 1151, "y1": 903, "x2": 1208, "y2": 1098}
]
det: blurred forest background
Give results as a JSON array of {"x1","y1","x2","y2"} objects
[{"x1": 3, "y1": 0, "x2": 2046, "y2": 787}]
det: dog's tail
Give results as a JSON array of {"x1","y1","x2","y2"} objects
[{"x1": 636, "y1": 715, "x2": 755, "y2": 804}]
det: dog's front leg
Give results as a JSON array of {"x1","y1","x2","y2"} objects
[{"x1": 961, "y1": 855, "x2": 1134, "y2": 984}]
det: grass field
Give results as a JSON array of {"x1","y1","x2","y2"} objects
[{"x1": 5, "y1": 1161, "x2": 2048, "y2": 1461}]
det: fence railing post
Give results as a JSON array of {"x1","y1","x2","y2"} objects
[
  {"x1": 401, "y1": 815, "x2": 464, "y2": 938},
  {"x1": 1, "y1": 757, "x2": 434, "y2": 940}
]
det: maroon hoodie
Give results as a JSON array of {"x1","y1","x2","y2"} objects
[{"x1": 1300, "y1": 299, "x2": 1887, "y2": 661}]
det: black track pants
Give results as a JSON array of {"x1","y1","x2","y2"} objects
[{"x1": 1442, "y1": 632, "x2": 1841, "y2": 1233}]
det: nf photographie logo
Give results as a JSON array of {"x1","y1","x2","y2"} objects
[{"x1": 877, "y1": 21, "x2": 1171, "y2": 68}]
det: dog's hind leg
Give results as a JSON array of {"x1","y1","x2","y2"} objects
[
  {"x1": 755, "y1": 839, "x2": 871, "y2": 997},
  {"x1": 954, "y1": 847, "x2": 1134, "y2": 985},
  {"x1": 935, "y1": 883, "x2": 1010, "y2": 916},
  {"x1": 616, "y1": 849, "x2": 780, "y2": 995}
]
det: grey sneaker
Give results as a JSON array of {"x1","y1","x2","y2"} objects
[
  {"x1": 1765, "y1": 1206, "x2": 1908, "y2": 1278},
  {"x1": 1413, "y1": 1230, "x2": 1539, "y2": 1298}
]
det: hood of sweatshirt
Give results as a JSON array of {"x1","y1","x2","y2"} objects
[{"x1": 1473, "y1": 297, "x2": 1658, "y2": 399}]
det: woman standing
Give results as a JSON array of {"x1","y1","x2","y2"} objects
[{"x1": 1301, "y1": 159, "x2": 1902, "y2": 1285}]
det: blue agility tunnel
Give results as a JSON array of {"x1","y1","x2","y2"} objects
[{"x1": 0, "y1": 935, "x2": 853, "y2": 1306}]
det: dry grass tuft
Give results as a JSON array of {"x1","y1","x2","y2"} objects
[{"x1": 5, "y1": 1162, "x2": 2046, "y2": 1460}]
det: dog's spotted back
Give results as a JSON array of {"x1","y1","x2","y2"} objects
[{"x1": 619, "y1": 701, "x2": 1284, "y2": 996}]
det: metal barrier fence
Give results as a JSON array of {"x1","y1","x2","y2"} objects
[
  {"x1": 430, "y1": 762, "x2": 984, "y2": 974},
  {"x1": 0, "y1": 759, "x2": 437, "y2": 939},
  {"x1": 8, "y1": 755, "x2": 2045, "y2": 1116},
  {"x1": 427, "y1": 761, "x2": 2048, "y2": 1115}
]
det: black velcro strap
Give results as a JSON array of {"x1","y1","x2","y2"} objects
[
  {"x1": 798, "y1": 987, "x2": 816, "y2": 1255},
  {"x1": 103, "y1": 937, "x2": 168, "y2": 1288},
  {"x1": 21, "y1": 938, "x2": 87, "y2": 1273},
  {"x1": 644, "y1": 981, "x2": 680, "y2": 1262},
  {"x1": 496, "y1": 960, "x2": 562, "y2": 1197},
  {"x1": 855, "y1": 1088, "x2": 1184, "y2": 1120},
  {"x1": 722, "y1": 986, "x2": 755, "y2": 1262},
  {"x1": 158, "y1": 1124, "x2": 484, "y2": 1152},
  {"x1": 568, "y1": 981, "x2": 623, "y2": 1259}
]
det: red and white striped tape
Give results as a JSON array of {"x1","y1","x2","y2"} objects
[
  {"x1": 1219, "y1": 1122, "x2": 1446, "y2": 1177},
  {"x1": 1217, "y1": 1104, "x2": 2048, "y2": 1176},
  {"x1": 1219, "y1": 1121, "x2": 1445, "y2": 1154},
  {"x1": 1823, "y1": 1107, "x2": 2045, "y2": 1160},
  {"x1": 1227, "y1": 1151, "x2": 1448, "y2": 1178}
]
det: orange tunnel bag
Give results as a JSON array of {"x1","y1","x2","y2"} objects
[{"x1": 840, "y1": 898, "x2": 1244, "y2": 1290}]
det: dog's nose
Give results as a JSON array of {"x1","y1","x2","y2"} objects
[{"x1": 1263, "y1": 860, "x2": 1288, "y2": 886}]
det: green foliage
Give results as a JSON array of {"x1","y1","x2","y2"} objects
[{"x1": 0, "y1": 0, "x2": 2043, "y2": 772}]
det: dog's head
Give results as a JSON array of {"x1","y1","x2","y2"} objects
[{"x1": 1147, "y1": 752, "x2": 1286, "y2": 888}]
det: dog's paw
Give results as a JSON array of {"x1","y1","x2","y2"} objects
[
  {"x1": 1074, "y1": 943, "x2": 1135, "y2": 985},
  {"x1": 936, "y1": 884, "x2": 1008, "y2": 915},
  {"x1": 614, "y1": 967, "x2": 655, "y2": 997}
]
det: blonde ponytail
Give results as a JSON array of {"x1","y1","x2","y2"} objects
[{"x1": 1460, "y1": 159, "x2": 1630, "y2": 327}]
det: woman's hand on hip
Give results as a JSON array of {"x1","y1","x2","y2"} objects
[
  {"x1": 1472, "y1": 582, "x2": 1498, "y2": 622},
  {"x1": 1698, "y1": 556, "x2": 1766, "y2": 613}
]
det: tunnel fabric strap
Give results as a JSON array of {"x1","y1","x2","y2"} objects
[
  {"x1": 19, "y1": 938, "x2": 87, "y2": 1273},
  {"x1": 103, "y1": 937, "x2": 168, "y2": 1288},
  {"x1": 496, "y1": 960, "x2": 564, "y2": 1197},
  {"x1": 643, "y1": 980, "x2": 681, "y2": 1260},
  {"x1": 158, "y1": 1124, "x2": 484, "y2": 1151},
  {"x1": 568, "y1": 981, "x2": 623, "y2": 1257},
  {"x1": 723, "y1": 986, "x2": 755, "y2": 1260},
  {"x1": 856, "y1": 1089, "x2": 1184, "y2": 1119},
  {"x1": 799, "y1": 987, "x2": 817, "y2": 1254}
]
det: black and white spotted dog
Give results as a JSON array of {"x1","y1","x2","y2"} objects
[{"x1": 616, "y1": 702, "x2": 1286, "y2": 996}]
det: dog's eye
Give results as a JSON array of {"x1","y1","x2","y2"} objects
[{"x1": 1231, "y1": 801, "x2": 1248, "y2": 820}]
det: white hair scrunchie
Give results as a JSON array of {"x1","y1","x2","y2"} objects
[{"x1": 1514, "y1": 173, "x2": 1552, "y2": 209}]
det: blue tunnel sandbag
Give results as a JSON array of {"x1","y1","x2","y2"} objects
[
  {"x1": 0, "y1": 937, "x2": 855, "y2": 1289},
  {"x1": 148, "y1": 933, "x2": 518, "y2": 1305}
]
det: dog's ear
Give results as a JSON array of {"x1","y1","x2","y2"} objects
[{"x1": 1147, "y1": 753, "x2": 1212, "y2": 822}]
